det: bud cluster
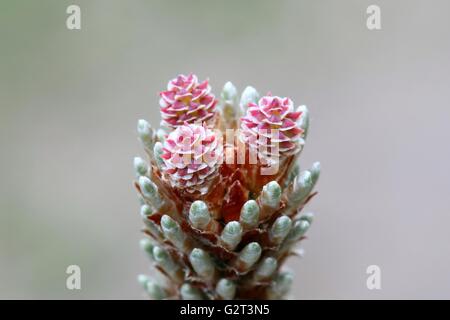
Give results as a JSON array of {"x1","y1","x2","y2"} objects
[{"x1": 134, "y1": 74, "x2": 321, "y2": 300}]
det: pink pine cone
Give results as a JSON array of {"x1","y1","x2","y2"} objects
[
  {"x1": 161, "y1": 123, "x2": 223, "y2": 194},
  {"x1": 159, "y1": 74, "x2": 217, "y2": 129},
  {"x1": 240, "y1": 95, "x2": 304, "y2": 163}
]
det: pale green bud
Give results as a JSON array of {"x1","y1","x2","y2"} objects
[
  {"x1": 139, "y1": 238, "x2": 154, "y2": 260},
  {"x1": 261, "y1": 181, "x2": 282, "y2": 209},
  {"x1": 189, "y1": 201, "x2": 211, "y2": 230},
  {"x1": 142, "y1": 222, "x2": 162, "y2": 239},
  {"x1": 153, "y1": 142, "x2": 164, "y2": 167},
  {"x1": 160, "y1": 215, "x2": 185, "y2": 248},
  {"x1": 300, "y1": 212, "x2": 314, "y2": 224},
  {"x1": 146, "y1": 281, "x2": 166, "y2": 299},
  {"x1": 220, "y1": 82, "x2": 239, "y2": 126},
  {"x1": 216, "y1": 278, "x2": 236, "y2": 300},
  {"x1": 138, "y1": 176, "x2": 163, "y2": 209},
  {"x1": 133, "y1": 157, "x2": 148, "y2": 177},
  {"x1": 290, "y1": 170, "x2": 313, "y2": 205},
  {"x1": 153, "y1": 245, "x2": 177, "y2": 272},
  {"x1": 240, "y1": 200, "x2": 260, "y2": 228},
  {"x1": 137, "y1": 119, "x2": 154, "y2": 150},
  {"x1": 137, "y1": 274, "x2": 150, "y2": 288},
  {"x1": 270, "y1": 215, "x2": 292, "y2": 244},
  {"x1": 221, "y1": 81, "x2": 238, "y2": 103},
  {"x1": 138, "y1": 195, "x2": 145, "y2": 206},
  {"x1": 140, "y1": 206, "x2": 161, "y2": 237},
  {"x1": 137, "y1": 275, "x2": 166, "y2": 300},
  {"x1": 189, "y1": 248, "x2": 215, "y2": 279},
  {"x1": 140, "y1": 204, "x2": 153, "y2": 217},
  {"x1": 270, "y1": 272, "x2": 293, "y2": 298},
  {"x1": 286, "y1": 219, "x2": 310, "y2": 242},
  {"x1": 240, "y1": 86, "x2": 260, "y2": 114},
  {"x1": 237, "y1": 242, "x2": 262, "y2": 269},
  {"x1": 220, "y1": 221, "x2": 243, "y2": 250},
  {"x1": 310, "y1": 161, "x2": 321, "y2": 185},
  {"x1": 180, "y1": 283, "x2": 204, "y2": 300},
  {"x1": 254, "y1": 257, "x2": 277, "y2": 280},
  {"x1": 285, "y1": 163, "x2": 300, "y2": 188}
]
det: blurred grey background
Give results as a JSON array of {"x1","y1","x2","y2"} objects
[{"x1": 1, "y1": 0, "x2": 450, "y2": 299}]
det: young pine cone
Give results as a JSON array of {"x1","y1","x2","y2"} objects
[
  {"x1": 159, "y1": 74, "x2": 217, "y2": 129},
  {"x1": 134, "y1": 74, "x2": 320, "y2": 300}
]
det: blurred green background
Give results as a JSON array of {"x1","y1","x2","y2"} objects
[{"x1": 1, "y1": 0, "x2": 450, "y2": 299}]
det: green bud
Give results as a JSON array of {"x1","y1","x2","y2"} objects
[
  {"x1": 216, "y1": 278, "x2": 236, "y2": 300},
  {"x1": 139, "y1": 238, "x2": 154, "y2": 260},
  {"x1": 133, "y1": 157, "x2": 148, "y2": 177},
  {"x1": 285, "y1": 163, "x2": 300, "y2": 188},
  {"x1": 300, "y1": 212, "x2": 314, "y2": 224},
  {"x1": 139, "y1": 206, "x2": 161, "y2": 237},
  {"x1": 310, "y1": 161, "x2": 321, "y2": 185},
  {"x1": 153, "y1": 142, "x2": 164, "y2": 167},
  {"x1": 140, "y1": 209, "x2": 161, "y2": 234},
  {"x1": 138, "y1": 176, "x2": 163, "y2": 209},
  {"x1": 270, "y1": 215, "x2": 292, "y2": 244},
  {"x1": 180, "y1": 283, "x2": 204, "y2": 300},
  {"x1": 220, "y1": 82, "x2": 239, "y2": 126},
  {"x1": 189, "y1": 201, "x2": 211, "y2": 230},
  {"x1": 298, "y1": 105, "x2": 309, "y2": 138},
  {"x1": 189, "y1": 248, "x2": 215, "y2": 279},
  {"x1": 153, "y1": 245, "x2": 177, "y2": 272},
  {"x1": 240, "y1": 200, "x2": 260, "y2": 228},
  {"x1": 152, "y1": 245, "x2": 167, "y2": 261},
  {"x1": 287, "y1": 219, "x2": 310, "y2": 242},
  {"x1": 270, "y1": 272, "x2": 293, "y2": 298},
  {"x1": 137, "y1": 274, "x2": 150, "y2": 288},
  {"x1": 221, "y1": 81, "x2": 238, "y2": 103},
  {"x1": 237, "y1": 242, "x2": 262, "y2": 269},
  {"x1": 138, "y1": 195, "x2": 145, "y2": 206},
  {"x1": 290, "y1": 170, "x2": 313, "y2": 205},
  {"x1": 220, "y1": 221, "x2": 243, "y2": 250},
  {"x1": 137, "y1": 119, "x2": 154, "y2": 150},
  {"x1": 160, "y1": 215, "x2": 185, "y2": 248},
  {"x1": 261, "y1": 181, "x2": 282, "y2": 209},
  {"x1": 137, "y1": 275, "x2": 166, "y2": 300},
  {"x1": 240, "y1": 86, "x2": 259, "y2": 114},
  {"x1": 146, "y1": 281, "x2": 166, "y2": 299},
  {"x1": 140, "y1": 204, "x2": 153, "y2": 217},
  {"x1": 255, "y1": 257, "x2": 277, "y2": 280}
]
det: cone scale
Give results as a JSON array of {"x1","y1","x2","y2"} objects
[{"x1": 134, "y1": 74, "x2": 320, "y2": 299}]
